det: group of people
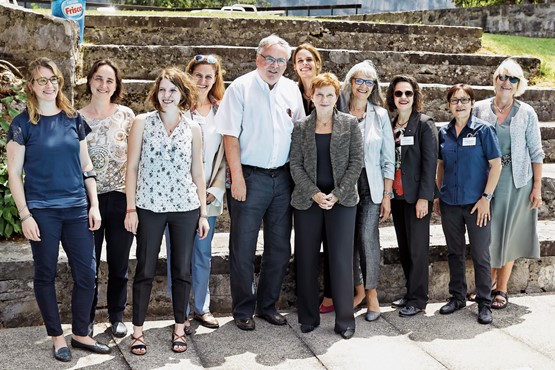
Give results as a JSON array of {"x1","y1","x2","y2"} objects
[{"x1": 6, "y1": 34, "x2": 544, "y2": 361}]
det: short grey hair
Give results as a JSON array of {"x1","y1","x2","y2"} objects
[
  {"x1": 342, "y1": 60, "x2": 383, "y2": 107},
  {"x1": 257, "y1": 34, "x2": 292, "y2": 60},
  {"x1": 493, "y1": 58, "x2": 528, "y2": 97}
]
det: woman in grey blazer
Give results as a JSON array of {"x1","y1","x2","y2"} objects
[{"x1": 290, "y1": 73, "x2": 363, "y2": 339}]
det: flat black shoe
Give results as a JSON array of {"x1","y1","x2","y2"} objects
[
  {"x1": 71, "y1": 338, "x2": 112, "y2": 354},
  {"x1": 111, "y1": 321, "x2": 127, "y2": 338},
  {"x1": 478, "y1": 305, "x2": 493, "y2": 325},
  {"x1": 334, "y1": 327, "x2": 355, "y2": 339},
  {"x1": 391, "y1": 297, "x2": 407, "y2": 308},
  {"x1": 52, "y1": 346, "x2": 72, "y2": 362},
  {"x1": 399, "y1": 305, "x2": 423, "y2": 317},
  {"x1": 300, "y1": 324, "x2": 317, "y2": 333},
  {"x1": 234, "y1": 318, "x2": 255, "y2": 331},
  {"x1": 256, "y1": 312, "x2": 287, "y2": 326},
  {"x1": 439, "y1": 298, "x2": 466, "y2": 315}
]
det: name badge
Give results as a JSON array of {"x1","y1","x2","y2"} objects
[
  {"x1": 462, "y1": 137, "x2": 476, "y2": 146},
  {"x1": 400, "y1": 136, "x2": 414, "y2": 146}
]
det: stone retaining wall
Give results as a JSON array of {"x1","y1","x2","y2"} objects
[
  {"x1": 0, "y1": 4, "x2": 79, "y2": 100},
  {"x1": 329, "y1": 3, "x2": 555, "y2": 38}
]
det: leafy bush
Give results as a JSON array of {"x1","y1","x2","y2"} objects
[{"x1": 453, "y1": 0, "x2": 545, "y2": 7}]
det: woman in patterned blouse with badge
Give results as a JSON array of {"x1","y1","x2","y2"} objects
[
  {"x1": 80, "y1": 59, "x2": 135, "y2": 339},
  {"x1": 125, "y1": 67, "x2": 210, "y2": 355}
]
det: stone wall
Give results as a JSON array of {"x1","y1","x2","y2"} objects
[
  {"x1": 0, "y1": 4, "x2": 80, "y2": 99},
  {"x1": 329, "y1": 3, "x2": 555, "y2": 38}
]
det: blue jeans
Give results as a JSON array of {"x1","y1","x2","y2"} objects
[
  {"x1": 30, "y1": 206, "x2": 96, "y2": 337},
  {"x1": 166, "y1": 216, "x2": 217, "y2": 316}
]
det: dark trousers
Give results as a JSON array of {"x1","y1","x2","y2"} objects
[
  {"x1": 295, "y1": 203, "x2": 356, "y2": 331},
  {"x1": 391, "y1": 199, "x2": 431, "y2": 309},
  {"x1": 440, "y1": 201, "x2": 492, "y2": 307},
  {"x1": 30, "y1": 206, "x2": 96, "y2": 337},
  {"x1": 132, "y1": 208, "x2": 198, "y2": 326},
  {"x1": 90, "y1": 191, "x2": 134, "y2": 324},
  {"x1": 228, "y1": 165, "x2": 292, "y2": 319}
]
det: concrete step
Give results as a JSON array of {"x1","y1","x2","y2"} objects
[
  {"x1": 81, "y1": 44, "x2": 541, "y2": 86},
  {"x1": 83, "y1": 14, "x2": 482, "y2": 53},
  {"x1": 74, "y1": 80, "x2": 555, "y2": 123}
]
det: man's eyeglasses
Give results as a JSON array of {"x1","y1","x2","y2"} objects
[
  {"x1": 353, "y1": 78, "x2": 374, "y2": 87},
  {"x1": 259, "y1": 54, "x2": 287, "y2": 67},
  {"x1": 34, "y1": 76, "x2": 59, "y2": 86},
  {"x1": 394, "y1": 90, "x2": 414, "y2": 98},
  {"x1": 449, "y1": 97, "x2": 472, "y2": 105},
  {"x1": 194, "y1": 55, "x2": 218, "y2": 64},
  {"x1": 498, "y1": 75, "x2": 520, "y2": 84}
]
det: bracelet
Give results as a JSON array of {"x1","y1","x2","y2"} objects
[
  {"x1": 383, "y1": 191, "x2": 394, "y2": 198},
  {"x1": 199, "y1": 214, "x2": 208, "y2": 219},
  {"x1": 18, "y1": 204, "x2": 28, "y2": 213},
  {"x1": 20, "y1": 213, "x2": 33, "y2": 223},
  {"x1": 126, "y1": 209, "x2": 137, "y2": 213}
]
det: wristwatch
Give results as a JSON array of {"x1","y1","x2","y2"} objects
[
  {"x1": 383, "y1": 191, "x2": 394, "y2": 198},
  {"x1": 482, "y1": 193, "x2": 493, "y2": 201},
  {"x1": 83, "y1": 170, "x2": 97, "y2": 180}
]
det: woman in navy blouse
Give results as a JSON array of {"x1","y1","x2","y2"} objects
[
  {"x1": 434, "y1": 83, "x2": 501, "y2": 325},
  {"x1": 7, "y1": 57, "x2": 110, "y2": 362}
]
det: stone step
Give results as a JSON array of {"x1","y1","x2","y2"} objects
[
  {"x1": 74, "y1": 80, "x2": 555, "y2": 123},
  {"x1": 81, "y1": 44, "x2": 541, "y2": 86},
  {"x1": 83, "y1": 14, "x2": 482, "y2": 54}
]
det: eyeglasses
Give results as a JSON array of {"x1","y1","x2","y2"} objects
[
  {"x1": 394, "y1": 90, "x2": 414, "y2": 98},
  {"x1": 34, "y1": 76, "x2": 59, "y2": 86},
  {"x1": 498, "y1": 75, "x2": 520, "y2": 84},
  {"x1": 353, "y1": 78, "x2": 374, "y2": 87},
  {"x1": 258, "y1": 54, "x2": 287, "y2": 67},
  {"x1": 449, "y1": 97, "x2": 472, "y2": 105},
  {"x1": 194, "y1": 55, "x2": 218, "y2": 64}
]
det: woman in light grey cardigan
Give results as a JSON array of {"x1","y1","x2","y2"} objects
[
  {"x1": 473, "y1": 58, "x2": 544, "y2": 310},
  {"x1": 290, "y1": 72, "x2": 363, "y2": 339}
]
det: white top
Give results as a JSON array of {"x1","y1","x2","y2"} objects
[
  {"x1": 136, "y1": 111, "x2": 200, "y2": 213},
  {"x1": 215, "y1": 70, "x2": 305, "y2": 168}
]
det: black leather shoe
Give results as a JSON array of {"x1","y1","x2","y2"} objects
[
  {"x1": 399, "y1": 305, "x2": 423, "y2": 317},
  {"x1": 391, "y1": 297, "x2": 407, "y2": 308},
  {"x1": 111, "y1": 321, "x2": 127, "y2": 338},
  {"x1": 334, "y1": 327, "x2": 355, "y2": 339},
  {"x1": 256, "y1": 312, "x2": 287, "y2": 326},
  {"x1": 52, "y1": 346, "x2": 72, "y2": 362},
  {"x1": 71, "y1": 338, "x2": 112, "y2": 354},
  {"x1": 439, "y1": 298, "x2": 466, "y2": 315},
  {"x1": 478, "y1": 305, "x2": 493, "y2": 325},
  {"x1": 235, "y1": 318, "x2": 255, "y2": 331},
  {"x1": 300, "y1": 324, "x2": 317, "y2": 333}
]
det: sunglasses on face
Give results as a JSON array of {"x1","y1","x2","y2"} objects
[
  {"x1": 498, "y1": 75, "x2": 520, "y2": 84},
  {"x1": 449, "y1": 97, "x2": 472, "y2": 105},
  {"x1": 394, "y1": 90, "x2": 414, "y2": 98},
  {"x1": 34, "y1": 76, "x2": 59, "y2": 86},
  {"x1": 258, "y1": 54, "x2": 287, "y2": 67},
  {"x1": 194, "y1": 55, "x2": 218, "y2": 64},
  {"x1": 353, "y1": 78, "x2": 374, "y2": 87}
]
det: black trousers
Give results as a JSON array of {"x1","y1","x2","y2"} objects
[
  {"x1": 90, "y1": 191, "x2": 134, "y2": 324},
  {"x1": 391, "y1": 199, "x2": 431, "y2": 309},
  {"x1": 132, "y1": 208, "x2": 198, "y2": 326},
  {"x1": 295, "y1": 202, "x2": 356, "y2": 332},
  {"x1": 440, "y1": 201, "x2": 492, "y2": 307}
]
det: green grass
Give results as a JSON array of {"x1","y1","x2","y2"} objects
[{"x1": 479, "y1": 33, "x2": 555, "y2": 87}]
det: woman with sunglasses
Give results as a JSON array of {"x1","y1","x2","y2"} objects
[
  {"x1": 165, "y1": 54, "x2": 226, "y2": 331},
  {"x1": 435, "y1": 84, "x2": 501, "y2": 325},
  {"x1": 336, "y1": 60, "x2": 395, "y2": 322},
  {"x1": 385, "y1": 75, "x2": 438, "y2": 317},
  {"x1": 125, "y1": 67, "x2": 209, "y2": 355},
  {"x1": 80, "y1": 59, "x2": 135, "y2": 339},
  {"x1": 472, "y1": 59, "x2": 544, "y2": 310},
  {"x1": 7, "y1": 57, "x2": 110, "y2": 361}
]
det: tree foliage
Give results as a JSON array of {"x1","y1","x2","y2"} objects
[
  {"x1": 120, "y1": 0, "x2": 265, "y2": 8},
  {"x1": 453, "y1": 0, "x2": 547, "y2": 7}
]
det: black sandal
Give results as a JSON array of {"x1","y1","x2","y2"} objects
[
  {"x1": 492, "y1": 291, "x2": 508, "y2": 309},
  {"x1": 172, "y1": 331, "x2": 187, "y2": 353},
  {"x1": 130, "y1": 333, "x2": 147, "y2": 355}
]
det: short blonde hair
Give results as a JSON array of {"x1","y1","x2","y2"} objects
[
  {"x1": 311, "y1": 72, "x2": 341, "y2": 97},
  {"x1": 493, "y1": 58, "x2": 528, "y2": 97}
]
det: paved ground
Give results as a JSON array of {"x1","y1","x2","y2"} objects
[{"x1": 1, "y1": 293, "x2": 554, "y2": 370}]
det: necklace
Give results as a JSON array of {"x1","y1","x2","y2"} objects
[
  {"x1": 493, "y1": 99, "x2": 513, "y2": 114},
  {"x1": 396, "y1": 119, "x2": 408, "y2": 128},
  {"x1": 317, "y1": 120, "x2": 331, "y2": 127}
]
